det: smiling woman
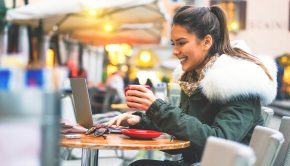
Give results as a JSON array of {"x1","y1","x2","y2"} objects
[
  {"x1": 105, "y1": 5, "x2": 277, "y2": 166},
  {"x1": 171, "y1": 24, "x2": 211, "y2": 72}
]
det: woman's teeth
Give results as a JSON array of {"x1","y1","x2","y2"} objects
[{"x1": 180, "y1": 57, "x2": 187, "y2": 62}]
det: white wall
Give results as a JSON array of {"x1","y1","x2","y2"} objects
[{"x1": 230, "y1": 0, "x2": 290, "y2": 57}]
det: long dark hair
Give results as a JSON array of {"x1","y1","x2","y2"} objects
[{"x1": 173, "y1": 5, "x2": 273, "y2": 81}]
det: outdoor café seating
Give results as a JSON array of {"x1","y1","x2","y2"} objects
[
  {"x1": 261, "y1": 107, "x2": 274, "y2": 127},
  {"x1": 1, "y1": 0, "x2": 290, "y2": 166},
  {"x1": 200, "y1": 136, "x2": 256, "y2": 166},
  {"x1": 249, "y1": 126, "x2": 284, "y2": 166},
  {"x1": 274, "y1": 116, "x2": 290, "y2": 166}
]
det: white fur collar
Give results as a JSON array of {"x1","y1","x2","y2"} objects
[{"x1": 199, "y1": 54, "x2": 277, "y2": 105}]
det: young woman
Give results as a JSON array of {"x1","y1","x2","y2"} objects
[{"x1": 106, "y1": 5, "x2": 277, "y2": 166}]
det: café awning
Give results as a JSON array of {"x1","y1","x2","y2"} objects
[{"x1": 6, "y1": 0, "x2": 169, "y2": 45}]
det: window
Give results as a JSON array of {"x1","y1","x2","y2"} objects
[
  {"x1": 211, "y1": 0, "x2": 247, "y2": 31},
  {"x1": 7, "y1": 24, "x2": 20, "y2": 54}
]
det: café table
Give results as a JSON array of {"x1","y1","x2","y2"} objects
[{"x1": 61, "y1": 133, "x2": 191, "y2": 166}]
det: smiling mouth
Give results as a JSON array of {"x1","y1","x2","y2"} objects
[{"x1": 179, "y1": 57, "x2": 187, "y2": 63}]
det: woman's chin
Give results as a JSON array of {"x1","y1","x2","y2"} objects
[{"x1": 181, "y1": 65, "x2": 189, "y2": 72}]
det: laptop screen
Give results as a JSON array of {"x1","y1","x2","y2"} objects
[{"x1": 70, "y1": 78, "x2": 94, "y2": 129}]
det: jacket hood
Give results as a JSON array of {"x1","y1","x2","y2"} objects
[{"x1": 199, "y1": 54, "x2": 277, "y2": 105}]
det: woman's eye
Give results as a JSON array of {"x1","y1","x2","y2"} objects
[
  {"x1": 177, "y1": 41, "x2": 186, "y2": 46},
  {"x1": 171, "y1": 40, "x2": 187, "y2": 47}
]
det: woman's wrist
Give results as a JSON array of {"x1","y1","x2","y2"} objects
[
  {"x1": 146, "y1": 99, "x2": 166, "y2": 118},
  {"x1": 132, "y1": 111, "x2": 144, "y2": 119},
  {"x1": 129, "y1": 111, "x2": 144, "y2": 129}
]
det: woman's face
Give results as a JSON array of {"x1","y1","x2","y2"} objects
[{"x1": 171, "y1": 24, "x2": 208, "y2": 72}]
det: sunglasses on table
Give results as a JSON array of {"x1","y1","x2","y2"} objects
[{"x1": 85, "y1": 127, "x2": 110, "y2": 139}]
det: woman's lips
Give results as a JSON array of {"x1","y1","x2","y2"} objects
[{"x1": 179, "y1": 57, "x2": 187, "y2": 64}]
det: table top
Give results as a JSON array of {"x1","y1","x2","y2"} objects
[{"x1": 61, "y1": 133, "x2": 190, "y2": 150}]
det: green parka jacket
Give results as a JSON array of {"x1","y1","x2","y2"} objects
[{"x1": 131, "y1": 54, "x2": 277, "y2": 164}]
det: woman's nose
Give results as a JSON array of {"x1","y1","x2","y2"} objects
[{"x1": 172, "y1": 47, "x2": 180, "y2": 56}]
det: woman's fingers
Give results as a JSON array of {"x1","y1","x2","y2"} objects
[
  {"x1": 126, "y1": 95, "x2": 152, "y2": 110},
  {"x1": 127, "y1": 101, "x2": 147, "y2": 110},
  {"x1": 107, "y1": 113, "x2": 130, "y2": 127},
  {"x1": 126, "y1": 88, "x2": 156, "y2": 103},
  {"x1": 104, "y1": 113, "x2": 141, "y2": 127},
  {"x1": 105, "y1": 113, "x2": 126, "y2": 126},
  {"x1": 127, "y1": 85, "x2": 150, "y2": 93},
  {"x1": 126, "y1": 95, "x2": 147, "y2": 104},
  {"x1": 116, "y1": 115, "x2": 124, "y2": 127},
  {"x1": 126, "y1": 89, "x2": 149, "y2": 99},
  {"x1": 105, "y1": 116, "x2": 118, "y2": 127}
]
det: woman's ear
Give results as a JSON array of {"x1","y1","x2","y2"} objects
[{"x1": 203, "y1": 35, "x2": 213, "y2": 50}]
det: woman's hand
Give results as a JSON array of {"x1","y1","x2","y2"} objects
[
  {"x1": 125, "y1": 85, "x2": 157, "y2": 111},
  {"x1": 105, "y1": 113, "x2": 141, "y2": 127}
]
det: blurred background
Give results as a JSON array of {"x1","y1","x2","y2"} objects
[{"x1": 0, "y1": 0, "x2": 290, "y2": 166}]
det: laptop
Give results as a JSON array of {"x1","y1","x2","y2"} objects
[
  {"x1": 70, "y1": 78, "x2": 94, "y2": 129},
  {"x1": 69, "y1": 78, "x2": 123, "y2": 131}
]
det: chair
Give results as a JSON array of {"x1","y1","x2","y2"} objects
[
  {"x1": 261, "y1": 107, "x2": 274, "y2": 127},
  {"x1": 102, "y1": 87, "x2": 121, "y2": 113},
  {"x1": 273, "y1": 116, "x2": 290, "y2": 166},
  {"x1": 88, "y1": 87, "x2": 106, "y2": 114},
  {"x1": 200, "y1": 137, "x2": 256, "y2": 166},
  {"x1": 284, "y1": 149, "x2": 290, "y2": 166},
  {"x1": 249, "y1": 126, "x2": 284, "y2": 166}
]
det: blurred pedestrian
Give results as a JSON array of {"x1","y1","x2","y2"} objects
[
  {"x1": 123, "y1": 73, "x2": 130, "y2": 88},
  {"x1": 106, "y1": 70, "x2": 126, "y2": 103}
]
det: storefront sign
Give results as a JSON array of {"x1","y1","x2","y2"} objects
[{"x1": 249, "y1": 20, "x2": 288, "y2": 30}]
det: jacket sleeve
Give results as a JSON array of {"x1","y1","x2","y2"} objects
[{"x1": 144, "y1": 98, "x2": 261, "y2": 151}]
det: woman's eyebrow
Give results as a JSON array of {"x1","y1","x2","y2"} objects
[
  {"x1": 175, "y1": 38, "x2": 186, "y2": 42},
  {"x1": 171, "y1": 37, "x2": 187, "y2": 43}
]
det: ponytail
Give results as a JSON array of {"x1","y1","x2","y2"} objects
[
  {"x1": 209, "y1": 6, "x2": 232, "y2": 55},
  {"x1": 209, "y1": 6, "x2": 273, "y2": 81}
]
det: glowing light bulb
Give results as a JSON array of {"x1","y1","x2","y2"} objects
[
  {"x1": 87, "y1": 9, "x2": 103, "y2": 17},
  {"x1": 103, "y1": 23, "x2": 114, "y2": 32},
  {"x1": 230, "y1": 21, "x2": 239, "y2": 31},
  {"x1": 140, "y1": 51, "x2": 151, "y2": 63}
]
